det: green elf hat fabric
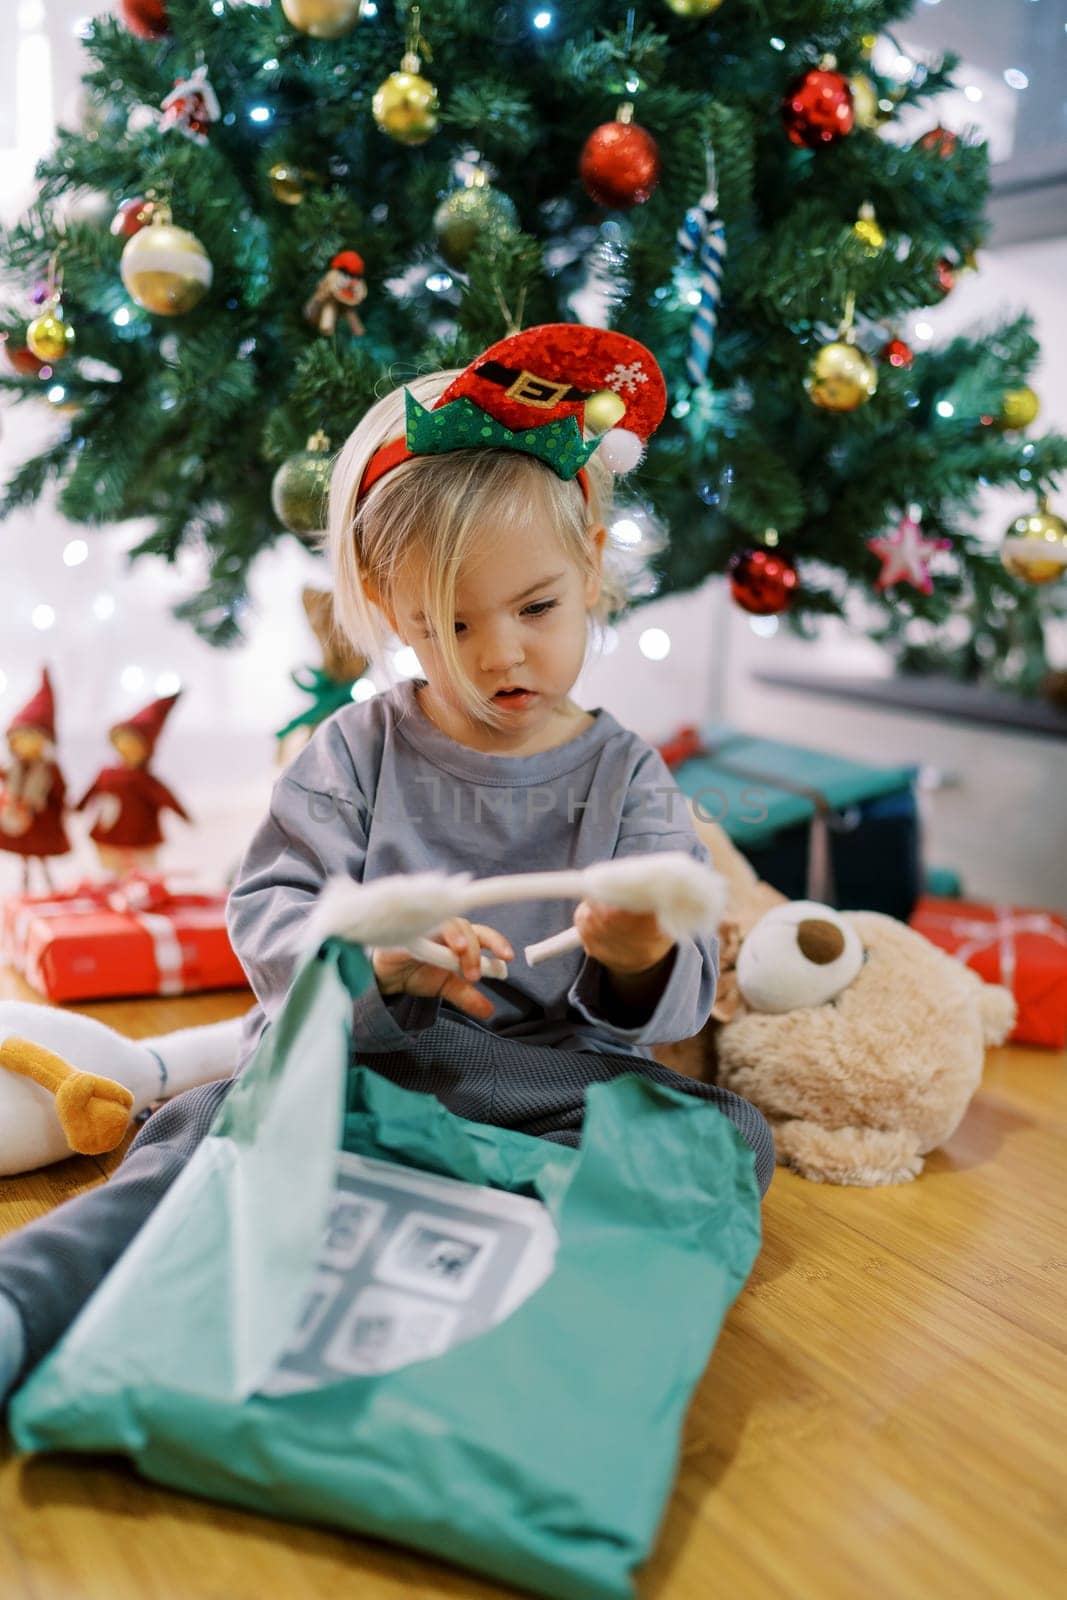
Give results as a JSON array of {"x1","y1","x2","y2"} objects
[{"x1": 357, "y1": 323, "x2": 667, "y2": 502}]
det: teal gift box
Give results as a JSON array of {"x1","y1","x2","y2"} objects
[
  {"x1": 660, "y1": 724, "x2": 920, "y2": 918},
  {"x1": 9, "y1": 937, "x2": 762, "y2": 1600}
]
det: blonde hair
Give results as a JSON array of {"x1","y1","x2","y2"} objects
[{"x1": 326, "y1": 369, "x2": 632, "y2": 732}]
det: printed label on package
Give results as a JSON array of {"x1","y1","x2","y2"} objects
[{"x1": 259, "y1": 1152, "x2": 558, "y2": 1392}]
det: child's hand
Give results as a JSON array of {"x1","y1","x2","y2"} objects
[
  {"x1": 371, "y1": 917, "x2": 513, "y2": 1022},
  {"x1": 573, "y1": 900, "x2": 675, "y2": 975}
]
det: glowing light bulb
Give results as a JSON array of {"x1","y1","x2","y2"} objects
[
  {"x1": 936, "y1": 400, "x2": 955, "y2": 418},
  {"x1": 612, "y1": 518, "x2": 642, "y2": 546},
  {"x1": 638, "y1": 628, "x2": 671, "y2": 662},
  {"x1": 32, "y1": 604, "x2": 55, "y2": 630},
  {"x1": 392, "y1": 647, "x2": 422, "y2": 678},
  {"x1": 155, "y1": 671, "x2": 182, "y2": 696},
  {"x1": 533, "y1": 10, "x2": 552, "y2": 28},
  {"x1": 351, "y1": 677, "x2": 378, "y2": 702},
  {"x1": 914, "y1": 321, "x2": 934, "y2": 341},
  {"x1": 63, "y1": 539, "x2": 88, "y2": 566}
]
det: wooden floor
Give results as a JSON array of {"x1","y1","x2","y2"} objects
[{"x1": 0, "y1": 970, "x2": 1064, "y2": 1600}]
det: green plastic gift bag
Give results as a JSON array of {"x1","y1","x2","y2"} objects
[{"x1": 9, "y1": 937, "x2": 762, "y2": 1600}]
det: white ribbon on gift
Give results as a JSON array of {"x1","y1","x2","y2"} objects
[
  {"x1": 917, "y1": 904, "x2": 1067, "y2": 994},
  {"x1": 7, "y1": 879, "x2": 218, "y2": 997},
  {"x1": 6, "y1": 896, "x2": 103, "y2": 964}
]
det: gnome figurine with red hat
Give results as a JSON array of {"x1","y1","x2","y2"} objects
[
  {"x1": 0, "y1": 668, "x2": 72, "y2": 890},
  {"x1": 303, "y1": 250, "x2": 367, "y2": 337},
  {"x1": 75, "y1": 691, "x2": 191, "y2": 876}
]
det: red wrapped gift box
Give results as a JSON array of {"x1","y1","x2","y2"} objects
[
  {"x1": 909, "y1": 896, "x2": 1067, "y2": 1050},
  {"x1": 1, "y1": 874, "x2": 249, "y2": 1003}
]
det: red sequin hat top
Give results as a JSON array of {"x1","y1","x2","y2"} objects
[{"x1": 357, "y1": 322, "x2": 667, "y2": 503}]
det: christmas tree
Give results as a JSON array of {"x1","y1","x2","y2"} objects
[{"x1": 2, "y1": 0, "x2": 1065, "y2": 693}]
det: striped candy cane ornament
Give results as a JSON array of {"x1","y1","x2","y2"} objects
[{"x1": 676, "y1": 149, "x2": 726, "y2": 385}]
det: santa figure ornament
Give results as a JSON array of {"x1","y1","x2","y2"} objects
[
  {"x1": 75, "y1": 692, "x2": 191, "y2": 876},
  {"x1": 303, "y1": 250, "x2": 367, "y2": 337},
  {"x1": 0, "y1": 669, "x2": 72, "y2": 891},
  {"x1": 159, "y1": 66, "x2": 221, "y2": 146}
]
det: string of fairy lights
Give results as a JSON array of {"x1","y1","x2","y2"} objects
[{"x1": 3, "y1": 0, "x2": 1059, "y2": 714}]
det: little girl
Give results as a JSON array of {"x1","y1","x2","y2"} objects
[{"x1": 0, "y1": 325, "x2": 772, "y2": 1407}]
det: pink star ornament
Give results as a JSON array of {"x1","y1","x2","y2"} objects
[{"x1": 868, "y1": 515, "x2": 951, "y2": 595}]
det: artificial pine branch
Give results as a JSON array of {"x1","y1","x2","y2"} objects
[{"x1": 0, "y1": 0, "x2": 1063, "y2": 691}]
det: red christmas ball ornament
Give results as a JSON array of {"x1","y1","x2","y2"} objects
[
  {"x1": 3, "y1": 339, "x2": 45, "y2": 377},
  {"x1": 881, "y1": 336, "x2": 915, "y2": 370},
  {"x1": 934, "y1": 257, "x2": 956, "y2": 298},
  {"x1": 110, "y1": 195, "x2": 157, "y2": 238},
  {"x1": 781, "y1": 66, "x2": 854, "y2": 149},
  {"x1": 579, "y1": 106, "x2": 661, "y2": 209},
  {"x1": 119, "y1": 0, "x2": 169, "y2": 38},
  {"x1": 727, "y1": 547, "x2": 799, "y2": 615},
  {"x1": 919, "y1": 126, "x2": 958, "y2": 159}
]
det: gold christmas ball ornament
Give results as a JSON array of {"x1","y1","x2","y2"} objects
[
  {"x1": 852, "y1": 202, "x2": 885, "y2": 255},
  {"x1": 661, "y1": 0, "x2": 725, "y2": 15},
  {"x1": 584, "y1": 389, "x2": 627, "y2": 434},
  {"x1": 998, "y1": 386, "x2": 1040, "y2": 431},
  {"x1": 804, "y1": 339, "x2": 878, "y2": 412},
  {"x1": 120, "y1": 220, "x2": 213, "y2": 315},
  {"x1": 1000, "y1": 498, "x2": 1067, "y2": 586},
  {"x1": 26, "y1": 310, "x2": 75, "y2": 362},
  {"x1": 432, "y1": 182, "x2": 519, "y2": 271},
  {"x1": 269, "y1": 163, "x2": 308, "y2": 205},
  {"x1": 271, "y1": 431, "x2": 334, "y2": 544},
  {"x1": 372, "y1": 62, "x2": 439, "y2": 146},
  {"x1": 849, "y1": 72, "x2": 882, "y2": 130},
  {"x1": 280, "y1": 0, "x2": 363, "y2": 39}
]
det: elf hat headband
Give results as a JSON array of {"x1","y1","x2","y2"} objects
[{"x1": 356, "y1": 323, "x2": 667, "y2": 503}]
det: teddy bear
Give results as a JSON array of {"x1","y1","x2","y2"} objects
[{"x1": 650, "y1": 817, "x2": 1017, "y2": 1186}]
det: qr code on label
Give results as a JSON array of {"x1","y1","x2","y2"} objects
[{"x1": 258, "y1": 1152, "x2": 557, "y2": 1394}]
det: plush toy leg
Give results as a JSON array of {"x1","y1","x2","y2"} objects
[
  {"x1": 773, "y1": 1119, "x2": 924, "y2": 1187},
  {"x1": 140, "y1": 1014, "x2": 247, "y2": 1096},
  {"x1": 0, "y1": 1037, "x2": 134, "y2": 1157}
]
